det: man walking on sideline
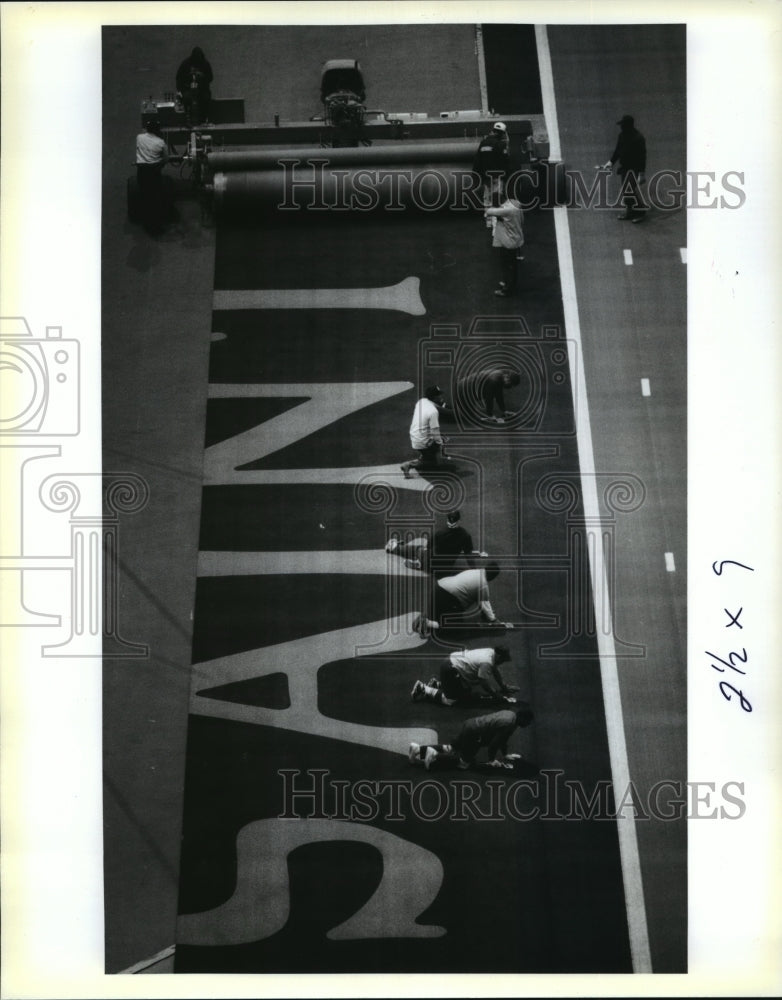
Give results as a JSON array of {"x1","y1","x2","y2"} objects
[{"x1": 601, "y1": 114, "x2": 647, "y2": 222}]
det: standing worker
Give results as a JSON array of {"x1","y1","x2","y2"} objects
[
  {"x1": 176, "y1": 46, "x2": 213, "y2": 125},
  {"x1": 484, "y1": 195, "x2": 525, "y2": 297},
  {"x1": 602, "y1": 114, "x2": 647, "y2": 222},
  {"x1": 135, "y1": 117, "x2": 170, "y2": 234},
  {"x1": 473, "y1": 122, "x2": 510, "y2": 224}
]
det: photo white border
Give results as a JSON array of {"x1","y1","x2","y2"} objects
[{"x1": 1, "y1": 1, "x2": 780, "y2": 997}]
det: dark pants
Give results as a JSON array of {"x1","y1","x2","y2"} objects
[
  {"x1": 454, "y1": 723, "x2": 514, "y2": 762},
  {"x1": 496, "y1": 247, "x2": 519, "y2": 291},
  {"x1": 183, "y1": 88, "x2": 211, "y2": 124},
  {"x1": 618, "y1": 169, "x2": 647, "y2": 219},
  {"x1": 136, "y1": 163, "x2": 167, "y2": 233},
  {"x1": 433, "y1": 585, "x2": 465, "y2": 626},
  {"x1": 440, "y1": 662, "x2": 472, "y2": 702}
]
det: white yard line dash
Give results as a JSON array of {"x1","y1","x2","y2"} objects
[
  {"x1": 665, "y1": 552, "x2": 676, "y2": 572},
  {"x1": 679, "y1": 247, "x2": 687, "y2": 264},
  {"x1": 641, "y1": 378, "x2": 651, "y2": 397},
  {"x1": 624, "y1": 249, "x2": 633, "y2": 266}
]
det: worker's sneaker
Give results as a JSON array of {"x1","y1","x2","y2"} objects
[
  {"x1": 424, "y1": 746, "x2": 439, "y2": 770},
  {"x1": 426, "y1": 676, "x2": 441, "y2": 688},
  {"x1": 408, "y1": 742, "x2": 421, "y2": 764},
  {"x1": 411, "y1": 613, "x2": 426, "y2": 637},
  {"x1": 404, "y1": 558, "x2": 422, "y2": 570},
  {"x1": 400, "y1": 463, "x2": 412, "y2": 479},
  {"x1": 456, "y1": 757, "x2": 470, "y2": 770},
  {"x1": 504, "y1": 753, "x2": 522, "y2": 761},
  {"x1": 411, "y1": 680, "x2": 426, "y2": 701},
  {"x1": 385, "y1": 537, "x2": 399, "y2": 553}
]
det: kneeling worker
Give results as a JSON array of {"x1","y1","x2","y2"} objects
[
  {"x1": 409, "y1": 705, "x2": 534, "y2": 770},
  {"x1": 411, "y1": 645, "x2": 519, "y2": 706}
]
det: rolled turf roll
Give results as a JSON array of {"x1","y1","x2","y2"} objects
[
  {"x1": 207, "y1": 139, "x2": 483, "y2": 172},
  {"x1": 212, "y1": 162, "x2": 490, "y2": 215}
]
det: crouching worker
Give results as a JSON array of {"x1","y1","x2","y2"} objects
[
  {"x1": 410, "y1": 645, "x2": 519, "y2": 706},
  {"x1": 408, "y1": 705, "x2": 534, "y2": 771},
  {"x1": 412, "y1": 561, "x2": 514, "y2": 634}
]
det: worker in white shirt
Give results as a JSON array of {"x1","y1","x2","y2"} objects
[
  {"x1": 400, "y1": 385, "x2": 449, "y2": 479},
  {"x1": 410, "y1": 645, "x2": 520, "y2": 705},
  {"x1": 412, "y1": 562, "x2": 514, "y2": 635}
]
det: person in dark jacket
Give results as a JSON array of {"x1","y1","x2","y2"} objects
[
  {"x1": 176, "y1": 46, "x2": 213, "y2": 124},
  {"x1": 408, "y1": 705, "x2": 534, "y2": 770},
  {"x1": 603, "y1": 114, "x2": 647, "y2": 222},
  {"x1": 385, "y1": 509, "x2": 486, "y2": 574},
  {"x1": 473, "y1": 122, "x2": 510, "y2": 222},
  {"x1": 456, "y1": 368, "x2": 521, "y2": 423}
]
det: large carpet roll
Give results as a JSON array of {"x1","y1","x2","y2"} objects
[
  {"x1": 207, "y1": 139, "x2": 481, "y2": 172},
  {"x1": 212, "y1": 162, "x2": 488, "y2": 215}
]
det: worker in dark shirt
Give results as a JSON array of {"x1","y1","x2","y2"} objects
[
  {"x1": 408, "y1": 705, "x2": 534, "y2": 770},
  {"x1": 456, "y1": 367, "x2": 521, "y2": 423},
  {"x1": 431, "y1": 509, "x2": 486, "y2": 577},
  {"x1": 602, "y1": 114, "x2": 647, "y2": 222},
  {"x1": 385, "y1": 509, "x2": 486, "y2": 574},
  {"x1": 473, "y1": 122, "x2": 510, "y2": 221},
  {"x1": 176, "y1": 46, "x2": 213, "y2": 124}
]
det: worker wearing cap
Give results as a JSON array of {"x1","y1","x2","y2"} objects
[
  {"x1": 602, "y1": 114, "x2": 647, "y2": 222},
  {"x1": 401, "y1": 385, "x2": 448, "y2": 479},
  {"x1": 473, "y1": 121, "x2": 510, "y2": 224}
]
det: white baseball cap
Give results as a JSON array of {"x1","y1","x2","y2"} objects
[{"x1": 493, "y1": 121, "x2": 507, "y2": 132}]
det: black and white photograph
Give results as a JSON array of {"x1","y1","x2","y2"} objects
[{"x1": 1, "y1": 1, "x2": 780, "y2": 996}]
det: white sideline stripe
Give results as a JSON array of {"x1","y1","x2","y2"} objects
[
  {"x1": 624, "y1": 249, "x2": 633, "y2": 266},
  {"x1": 538, "y1": 25, "x2": 652, "y2": 975},
  {"x1": 119, "y1": 944, "x2": 175, "y2": 975},
  {"x1": 679, "y1": 247, "x2": 687, "y2": 263},
  {"x1": 198, "y1": 550, "x2": 428, "y2": 577},
  {"x1": 641, "y1": 378, "x2": 651, "y2": 397},
  {"x1": 475, "y1": 25, "x2": 490, "y2": 114},
  {"x1": 665, "y1": 552, "x2": 676, "y2": 572},
  {"x1": 213, "y1": 276, "x2": 426, "y2": 316},
  {"x1": 534, "y1": 25, "x2": 562, "y2": 162}
]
